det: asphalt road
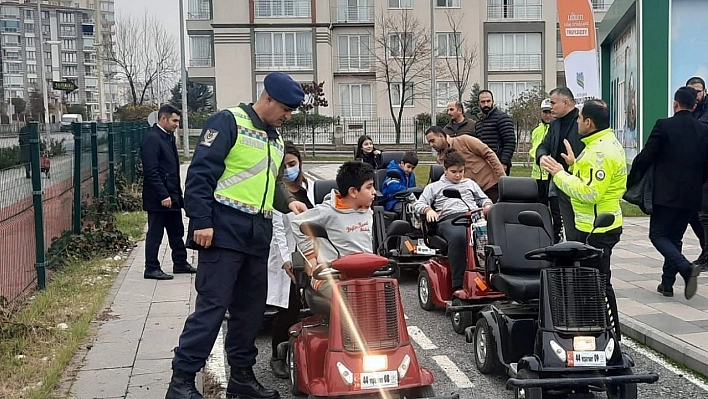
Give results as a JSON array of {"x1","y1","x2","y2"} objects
[{"x1": 210, "y1": 268, "x2": 708, "y2": 399}]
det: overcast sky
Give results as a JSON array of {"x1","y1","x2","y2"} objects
[{"x1": 115, "y1": 0, "x2": 186, "y2": 51}]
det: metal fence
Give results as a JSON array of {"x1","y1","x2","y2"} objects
[{"x1": 0, "y1": 121, "x2": 148, "y2": 309}]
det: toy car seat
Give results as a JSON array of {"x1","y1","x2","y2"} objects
[
  {"x1": 429, "y1": 164, "x2": 444, "y2": 183},
  {"x1": 314, "y1": 179, "x2": 338, "y2": 205},
  {"x1": 419, "y1": 164, "x2": 448, "y2": 255},
  {"x1": 485, "y1": 177, "x2": 553, "y2": 301},
  {"x1": 304, "y1": 284, "x2": 331, "y2": 318}
]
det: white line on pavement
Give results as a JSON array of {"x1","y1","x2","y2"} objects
[
  {"x1": 432, "y1": 355, "x2": 475, "y2": 389},
  {"x1": 407, "y1": 325, "x2": 438, "y2": 350},
  {"x1": 205, "y1": 324, "x2": 228, "y2": 389},
  {"x1": 622, "y1": 338, "x2": 708, "y2": 392}
]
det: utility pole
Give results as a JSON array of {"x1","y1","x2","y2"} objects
[
  {"x1": 179, "y1": 0, "x2": 189, "y2": 156},
  {"x1": 37, "y1": 0, "x2": 50, "y2": 132},
  {"x1": 95, "y1": 0, "x2": 105, "y2": 121},
  {"x1": 429, "y1": 0, "x2": 436, "y2": 127}
]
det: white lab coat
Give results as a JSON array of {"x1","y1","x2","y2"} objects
[{"x1": 267, "y1": 178, "x2": 315, "y2": 309}]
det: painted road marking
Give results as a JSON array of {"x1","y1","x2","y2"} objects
[
  {"x1": 407, "y1": 325, "x2": 438, "y2": 350},
  {"x1": 432, "y1": 355, "x2": 475, "y2": 389}
]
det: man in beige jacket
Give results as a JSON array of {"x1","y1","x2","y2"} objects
[{"x1": 425, "y1": 125, "x2": 505, "y2": 202}]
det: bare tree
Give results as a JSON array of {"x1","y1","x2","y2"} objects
[
  {"x1": 107, "y1": 13, "x2": 178, "y2": 106},
  {"x1": 440, "y1": 11, "x2": 478, "y2": 104},
  {"x1": 369, "y1": 10, "x2": 432, "y2": 140}
]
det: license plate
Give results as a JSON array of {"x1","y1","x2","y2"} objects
[
  {"x1": 567, "y1": 351, "x2": 606, "y2": 367},
  {"x1": 359, "y1": 370, "x2": 399, "y2": 390}
]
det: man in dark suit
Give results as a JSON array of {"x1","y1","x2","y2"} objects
[
  {"x1": 628, "y1": 86, "x2": 708, "y2": 299},
  {"x1": 686, "y1": 76, "x2": 708, "y2": 269},
  {"x1": 141, "y1": 104, "x2": 196, "y2": 280}
]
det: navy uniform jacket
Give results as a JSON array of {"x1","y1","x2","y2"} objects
[
  {"x1": 140, "y1": 124, "x2": 184, "y2": 212},
  {"x1": 184, "y1": 104, "x2": 295, "y2": 255}
]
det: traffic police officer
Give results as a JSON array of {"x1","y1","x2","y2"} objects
[
  {"x1": 540, "y1": 99, "x2": 627, "y2": 340},
  {"x1": 166, "y1": 72, "x2": 307, "y2": 399}
]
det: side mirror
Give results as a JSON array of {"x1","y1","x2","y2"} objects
[
  {"x1": 518, "y1": 210, "x2": 545, "y2": 228},
  {"x1": 594, "y1": 213, "x2": 615, "y2": 229},
  {"x1": 442, "y1": 188, "x2": 462, "y2": 199},
  {"x1": 386, "y1": 220, "x2": 411, "y2": 237},
  {"x1": 386, "y1": 169, "x2": 401, "y2": 179},
  {"x1": 299, "y1": 222, "x2": 329, "y2": 239}
]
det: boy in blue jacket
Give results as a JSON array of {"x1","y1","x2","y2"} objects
[{"x1": 381, "y1": 151, "x2": 418, "y2": 213}]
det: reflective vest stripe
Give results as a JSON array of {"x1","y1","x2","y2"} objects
[{"x1": 216, "y1": 157, "x2": 270, "y2": 191}]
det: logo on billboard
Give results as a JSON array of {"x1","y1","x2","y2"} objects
[{"x1": 576, "y1": 72, "x2": 585, "y2": 89}]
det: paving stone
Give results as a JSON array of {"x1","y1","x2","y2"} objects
[
  {"x1": 648, "y1": 302, "x2": 708, "y2": 322},
  {"x1": 72, "y1": 367, "x2": 131, "y2": 398},
  {"x1": 148, "y1": 300, "x2": 192, "y2": 318},
  {"x1": 81, "y1": 340, "x2": 139, "y2": 370},
  {"x1": 610, "y1": 269, "x2": 652, "y2": 282},
  {"x1": 616, "y1": 298, "x2": 661, "y2": 317},
  {"x1": 676, "y1": 332, "x2": 708, "y2": 351},
  {"x1": 633, "y1": 313, "x2": 704, "y2": 335}
]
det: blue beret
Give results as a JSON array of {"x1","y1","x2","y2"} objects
[{"x1": 263, "y1": 72, "x2": 305, "y2": 109}]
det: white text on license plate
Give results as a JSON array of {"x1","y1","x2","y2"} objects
[
  {"x1": 360, "y1": 371, "x2": 398, "y2": 390},
  {"x1": 567, "y1": 351, "x2": 606, "y2": 367}
]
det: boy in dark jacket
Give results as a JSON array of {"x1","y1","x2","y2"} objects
[{"x1": 381, "y1": 151, "x2": 418, "y2": 213}]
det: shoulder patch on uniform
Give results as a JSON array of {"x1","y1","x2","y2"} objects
[
  {"x1": 200, "y1": 129, "x2": 219, "y2": 147},
  {"x1": 595, "y1": 170, "x2": 606, "y2": 181}
]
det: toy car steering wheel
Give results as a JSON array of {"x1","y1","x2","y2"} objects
[
  {"x1": 524, "y1": 244, "x2": 601, "y2": 261},
  {"x1": 450, "y1": 208, "x2": 484, "y2": 227}
]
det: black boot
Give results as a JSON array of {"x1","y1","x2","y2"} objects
[
  {"x1": 165, "y1": 371, "x2": 204, "y2": 399},
  {"x1": 270, "y1": 342, "x2": 288, "y2": 379},
  {"x1": 226, "y1": 367, "x2": 280, "y2": 399}
]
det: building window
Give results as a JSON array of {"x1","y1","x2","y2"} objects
[
  {"x1": 437, "y1": 32, "x2": 461, "y2": 57},
  {"x1": 437, "y1": 82, "x2": 459, "y2": 107},
  {"x1": 189, "y1": 35, "x2": 212, "y2": 67},
  {"x1": 26, "y1": 51, "x2": 36, "y2": 60},
  {"x1": 85, "y1": 77, "x2": 98, "y2": 89},
  {"x1": 3, "y1": 35, "x2": 20, "y2": 46},
  {"x1": 42, "y1": 11, "x2": 50, "y2": 20},
  {"x1": 334, "y1": 0, "x2": 372, "y2": 23},
  {"x1": 339, "y1": 83, "x2": 374, "y2": 118},
  {"x1": 63, "y1": 66, "x2": 77, "y2": 76},
  {"x1": 187, "y1": 0, "x2": 211, "y2": 19},
  {"x1": 487, "y1": 81, "x2": 540, "y2": 110},
  {"x1": 389, "y1": 33, "x2": 413, "y2": 57},
  {"x1": 28, "y1": 77, "x2": 37, "y2": 86},
  {"x1": 254, "y1": 31, "x2": 313, "y2": 70},
  {"x1": 100, "y1": 1, "x2": 115, "y2": 12},
  {"x1": 60, "y1": 26, "x2": 76, "y2": 36},
  {"x1": 390, "y1": 82, "x2": 414, "y2": 106},
  {"x1": 255, "y1": 0, "x2": 311, "y2": 18},
  {"x1": 1, "y1": 6, "x2": 19, "y2": 18},
  {"x1": 24, "y1": 23, "x2": 34, "y2": 32},
  {"x1": 436, "y1": 0, "x2": 460, "y2": 7},
  {"x1": 1, "y1": 20, "x2": 20, "y2": 33},
  {"x1": 24, "y1": 9, "x2": 34, "y2": 19},
  {"x1": 487, "y1": 33, "x2": 542, "y2": 72},
  {"x1": 4, "y1": 63, "x2": 21, "y2": 73},
  {"x1": 592, "y1": 0, "x2": 614, "y2": 11},
  {"x1": 62, "y1": 39, "x2": 76, "y2": 50},
  {"x1": 58, "y1": 12, "x2": 75, "y2": 23},
  {"x1": 487, "y1": 0, "x2": 542, "y2": 20},
  {"x1": 26, "y1": 37, "x2": 35, "y2": 47},
  {"x1": 27, "y1": 64, "x2": 37, "y2": 74},
  {"x1": 337, "y1": 34, "x2": 371, "y2": 71},
  {"x1": 388, "y1": 0, "x2": 413, "y2": 9},
  {"x1": 61, "y1": 52, "x2": 76, "y2": 63},
  {"x1": 5, "y1": 76, "x2": 23, "y2": 87}
]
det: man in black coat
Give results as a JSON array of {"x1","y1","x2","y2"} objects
[
  {"x1": 474, "y1": 90, "x2": 516, "y2": 174},
  {"x1": 627, "y1": 86, "x2": 708, "y2": 299},
  {"x1": 535, "y1": 87, "x2": 584, "y2": 242},
  {"x1": 141, "y1": 104, "x2": 195, "y2": 280},
  {"x1": 686, "y1": 76, "x2": 708, "y2": 268}
]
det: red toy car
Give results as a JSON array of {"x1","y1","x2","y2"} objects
[
  {"x1": 285, "y1": 221, "x2": 458, "y2": 399},
  {"x1": 417, "y1": 190, "x2": 505, "y2": 334}
]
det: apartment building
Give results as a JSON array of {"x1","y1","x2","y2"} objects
[
  {"x1": 0, "y1": 0, "x2": 116, "y2": 123},
  {"x1": 187, "y1": 0, "x2": 613, "y2": 119}
]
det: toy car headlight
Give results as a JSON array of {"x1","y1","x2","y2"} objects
[{"x1": 336, "y1": 362, "x2": 354, "y2": 385}]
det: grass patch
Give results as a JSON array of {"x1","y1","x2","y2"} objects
[
  {"x1": 0, "y1": 211, "x2": 146, "y2": 399},
  {"x1": 621, "y1": 201, "x2": 646, "y2": 217},
  {"x1": 115, "y1": 211, "x2": 147, "y2": 240}
]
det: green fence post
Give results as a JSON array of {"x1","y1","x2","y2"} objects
[
  {"x1": 107, "y1": 122, "x2": 116, "y2": 210},
  {"x1": 130, "y1": 122, "x2": 137, "y2": 182},
  {"x1": 29, "y1": 122, "x2": 46, "y2": 289},
  {"x1": 90, "y1": 122, "x2": 99, "y2": 198},
  {"x1": 73, "y1": 122, "x2": 82, "y2": 234},
  {"x1": 120, "y1": 122, "x2": 127, "y2": 174}
]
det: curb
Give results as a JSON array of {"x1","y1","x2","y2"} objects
[{"x1": 620, "y1": 314, "x2": 708, "y2": 377}]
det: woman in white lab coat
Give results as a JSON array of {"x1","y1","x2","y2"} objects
[{"x1": 267, "y1": 142, "x2": 315, "y2": 378}]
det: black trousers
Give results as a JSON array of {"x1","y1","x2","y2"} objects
[
  {"x1": 145, "y1": 211, "x2": 188, "y2": 272},
  {"x1": 537, "y1": 179, "x2": 563, "y2": 243},
  {"x1": 437, "y1": 214, "x2": 468, "y2": 288},
  {"x1": 689, "y1": 182, "x2": 708, "y2": 257},
  {"x1": 558, "y1": 191, "x2": 580, "y2": 242},
  {"x1": 577, "y1": 227, "x2": 622, "y2": 339},
  {"x1": 271, "y1": 282, "x2": 301, "y2": 355},
  {"x1": 172, "y1": 247, "x2": 268, "y2": 373},
  {"x1": 649, "y1": 205, "x2": 695, "y2": 290}
]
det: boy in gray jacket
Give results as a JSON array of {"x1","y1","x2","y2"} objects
[
  {"x1": 414, "y1": 148, "x2": 492, "y2": 291},
  {"x1": 292, "y1": 161, "x2": 377, "y2": 298}
]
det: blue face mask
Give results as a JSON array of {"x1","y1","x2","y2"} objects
[{"x1": 283, "y1": 165, "x2": 300, "y2": 182}]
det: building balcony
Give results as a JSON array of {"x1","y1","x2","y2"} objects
[
  {"x1": 592, "y1": 0, "x2": 614, "y2": 11},
  {"x1": 337, "y1": 104, "x2": 376, "y2": 119},
  {"x1": 254, "y1": 0, "x2": 311, "y2": 18},
  {"x1": 331, "y1": 5, "x2": 374, "y2": 25},
  {"x1": 487, "y1": 4, "x2": 542, "y2": 21},
  {"x1": 488, "y1": 54, "x2": 542, "y2": 72},
  {"x1": 190, "y1": 57, "x2": 213, "y2": 67},
  {"x1": 254, "y1": 53, "x2": 313, "y2": 71},
  {"x1": 187, "y1": 0, "x2": 212, "y2": 20},
  {"x1": 334, "y1": 55, "x2": 375, "y2": 74}
]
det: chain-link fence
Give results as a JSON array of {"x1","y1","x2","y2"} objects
[{"x1": 0, "y1": 121, "x2": 148, "y2": 309}]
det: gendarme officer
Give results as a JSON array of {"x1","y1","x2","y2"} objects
[{"x1": 166, "y1": 72, "x2": 307, "y2": 399}]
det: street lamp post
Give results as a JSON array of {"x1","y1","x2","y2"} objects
[
  {"x1": 429, "y1": 0, "x2": 437, "y2": 127},
  {"x1": 37, "y1": 1, "x2": 51, "y2": 132},
  {"x1": 179, "y1": 0, "x2": 190, "y2": 157}
]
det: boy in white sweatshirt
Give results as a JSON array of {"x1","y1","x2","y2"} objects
[
  {"x1": 292, "y1": 161, "x2": 377, "y2": 298},
  {"x1": 414, "y1": 148, "x2": 492, "y2": 291}
]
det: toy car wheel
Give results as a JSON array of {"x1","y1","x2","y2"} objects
[
  {"x1": 606, "y1": 368, "x2": 638, "y2": 399},
  {"x1": 515, "y1": 369, "x2": 542, "y2": 399},
  {"x1": 418, "y1": 270, "x2": 435, "y2": 310},
  {"x1": 451, "y1": 298, "x2": 472, "y2": 335},
  {"x1": 474, "y1": 317, "x2": 502, "y2": 374},
  {"x1": 287, "y1": 338, "x2": 302, "y2": 396},
  {"x1": 403, "y1": 385, "x2": 435, "y2": 398}
]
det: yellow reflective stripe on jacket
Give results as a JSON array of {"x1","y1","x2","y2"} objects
[
  {"x1": 213, "y1": 106, "x2": 284, "y2": 215},
  {"x1": 530, "y1": 122, "x2": 549, "y2": 180},
  {"x1": 552, "y1": 128, "x2": 627, "y2": 233}
]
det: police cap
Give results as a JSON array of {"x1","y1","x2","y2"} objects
[{"x1": 263, "y1": 72, "x2": 305, "y2": 109}]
